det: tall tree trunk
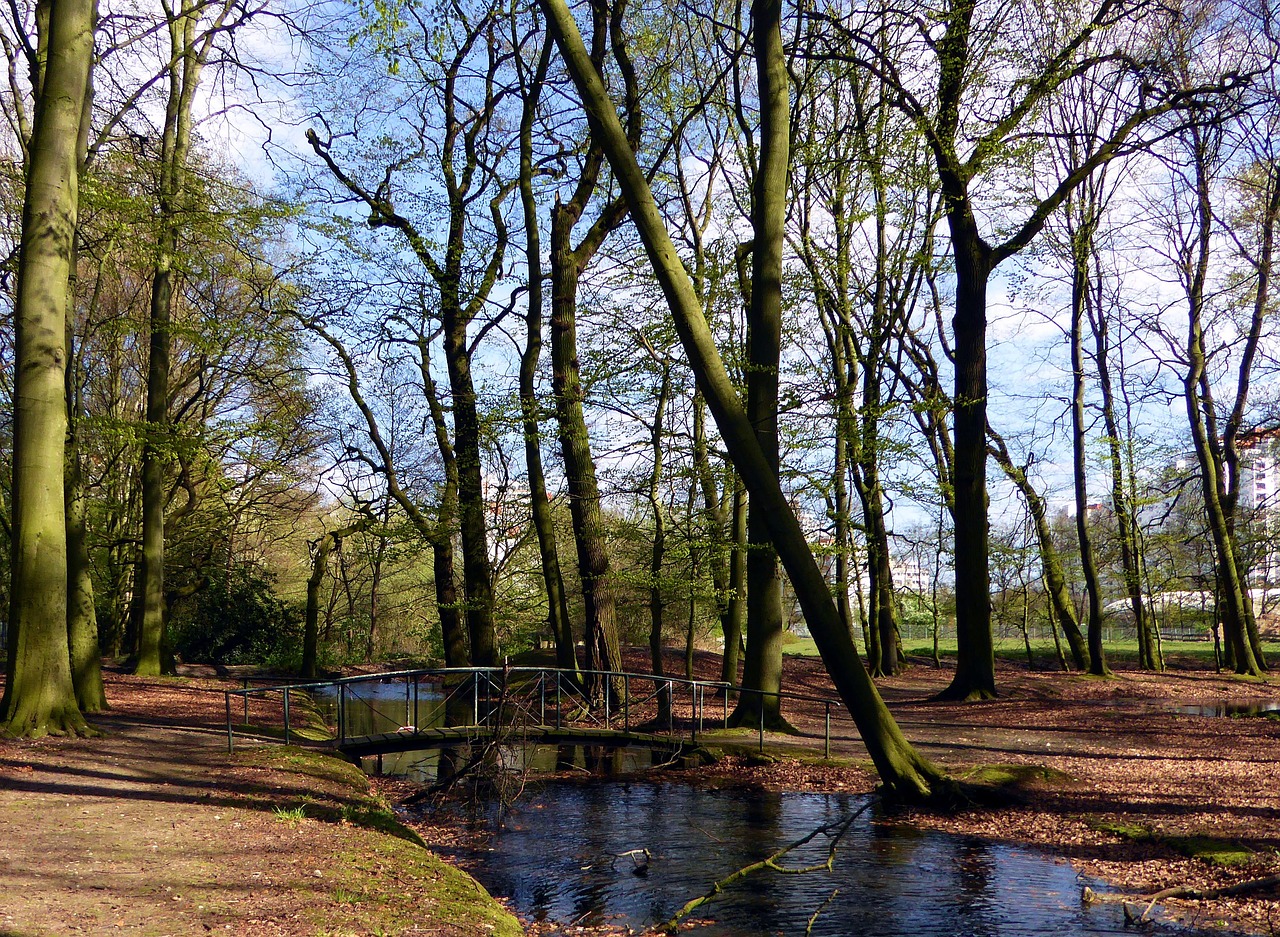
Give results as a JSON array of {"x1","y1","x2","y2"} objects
[
  {"x1": 135, "y1": 0, "x2": 224, "y2": 676},
  {"x1": 722, "y1": 482, "x2": 747, "y2": 683},
  {"x1": 517, "y1": 40, "x2": 577, "y2": 679},
  {"x1": 538, "y1": 0, "x2": 636, "y2": 702},
  {"x1": 648, "y1": 363, "x2": 672, "y2": 722},
  {"x1": 940, "y1": 214, "x2": 996, "y2": 700},
  {"x1": 441, "y1": 300, "x2": 496, "y2": 667},
  {"x1": 1182, "y1": 128, "x2": 1261, "y2": 677},
  {"x1": 64, "y1": 64, "x2": 104, "y2": 710},
  {"x1": 1070, "y1": 232, "x2": 1111, "y2": 677},
  {"x1": 692, "y1": 396, "x2": 742, "y2": 684},
  {"x1": 1090, "y1": 269, "x2": 1155, "y2": 670},
  {"x1": 728, "y1": 0, "x2": 789, "y2": 733},
  {"x1": 549, "y1": 230, "x2": 622, "y2": 693},
  {"x1": 1, "y1": 0, "x2": 96, "y2": 738},
  {"x1": 66, "y1": 322, "x2": 104, "y2": 711}
]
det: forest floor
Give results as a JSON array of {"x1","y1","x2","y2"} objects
[
  {"x1": 2, "y1": 654, "x2": 1278, "y2": 936},
  {"x1": 0, "y1": 669, "x2": 522, "y2": 937}
]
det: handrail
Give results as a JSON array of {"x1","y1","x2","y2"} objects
[{"x1": 223, "y1": 665, "x2": 846, "y2": 759}]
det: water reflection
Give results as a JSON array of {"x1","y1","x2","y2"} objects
[
  {"x1": 448, "y1": 782, "x2": 1208, "y2": 936},
  {"x1": 310, "y1": 683, "x2": 655, "y2": 782}
]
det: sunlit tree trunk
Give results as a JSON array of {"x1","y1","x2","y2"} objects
[
  {"x1": 516, "y1": 40, "x2": 577, "y2": 679},
  {"x1": 2, "y1": 0, "x2": 95, "y2": 738},
  {"x1": 728, "y1": 0, "x2": 789, "y2": 732},
  {"x1": 1069, "y1": 221, "x2": 1111, "y2": 677}
]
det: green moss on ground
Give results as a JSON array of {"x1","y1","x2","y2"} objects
[
  {"x1": 237, "y1": 746, "x2": 522, "y2": 935},
  {"x1": 1090, "y1": 819, "x2": 1256, "y2": 867}
]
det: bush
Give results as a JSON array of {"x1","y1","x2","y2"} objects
[{"x1": 171, "y1": 562, "x2": 303, "y2": 667}]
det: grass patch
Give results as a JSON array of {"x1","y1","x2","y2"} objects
[
  {"x1": 272, "y1": 804, "x2": 307, "y2": 823},
  {"x1": 318, "y1": 832, "x2": 523, "y2": 937},
  {"x1": 232, "y1": 744, "x2": 520, "y2": 935}
]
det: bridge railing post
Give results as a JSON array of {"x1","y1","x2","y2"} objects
[
  {"x1": 338, "y1": 683, "x2": 346, "y2": 745},
  {"x1": 690, "y1": 683, "x2": 697, "y2": 745},
  {"x1": 413, "y1": 677, "x2": 419, "y2": 736},
  {"x1": 473, "y1": 673, "x2": 479, "y2": 727},
  {"x1": 758, "y1": 692, "x2": 764, "y2": 753},
  {"x1": 667, "y1": 681, "x2": 674, "y2": 733},
  {"x1": 824, "y1": 701, "x2": 831, "y2": 759},
  {"x1": 540, "y1": 671, "x2": 546, "y2": 727},
  {"x1": 226, "y1": 692, "x2": 234, "y2": 753},
  {"x1": 555, "y1": 673, "x2": 562, "y2": 729},
  {"x1": 623, "y1": 674, "x2": 629, "y2": 734},
  {"x1": 283, "y1": 687, "x2": 291, "y2": 746}
]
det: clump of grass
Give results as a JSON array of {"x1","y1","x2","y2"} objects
[{"x1": 272, "y1": 804, "x2": 307, "y2": 823}]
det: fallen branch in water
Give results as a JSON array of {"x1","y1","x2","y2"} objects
[
  {"x1": 805, "y1": 889, "x2": 839, "y2": 936},
  {"x1": 653, "y1": 800, "x2": 873, "y2": 934},
  {"x1": 1083, "y1": 873, "x2": 1280, "y2": 925}
]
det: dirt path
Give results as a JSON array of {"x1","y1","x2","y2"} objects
[{"x1": 0, "y1": 673, "x2": 520, "y2": 937}]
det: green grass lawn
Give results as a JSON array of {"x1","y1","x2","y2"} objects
[{"x1": 781, "y1": 631, "x2": 1280, "y2": 669}]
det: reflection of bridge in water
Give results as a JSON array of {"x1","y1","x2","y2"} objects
[{"x1": 224, "y1": 667, "x2": 847, "y2": 765}]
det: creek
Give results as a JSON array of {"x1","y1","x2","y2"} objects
[{"x1": 314, "y1": 682, "x2": 1209, "y2": 936}]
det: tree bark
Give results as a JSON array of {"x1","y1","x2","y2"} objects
[
  {"x1": 516, "y1": 39, "x2": 577, "y2": 679},
  {"x1": 940, "y1": 212, "x2": 996, "y2": 699},
  {"x1": 2, "y1": 0, "x2": 95, "y2": 738},
  {"x1": 728, "y1": 0, "x2": 789, "y2": 733},
  {"x1": 1069, "y1": 228, "x2": 1111, "y2": 677}
]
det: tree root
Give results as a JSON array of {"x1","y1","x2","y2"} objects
[{"x1": 1083, "y1": 873, "x2": 1280, "y2": 925}]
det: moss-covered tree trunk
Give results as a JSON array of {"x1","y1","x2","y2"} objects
[
  {"x1": 1182, "y1": 127, "x2": 1262, "y2": 677},
  {"x1": 727, "y1": 0, "x2": 789, "y2": 733},
  {"x1": 549, "y1": 225, "x2": 623, "y2": 692},
  {"x1": 537, "y1": 0, "x2": 948, "y2": 800},
  {"x1": 1, "y1": 0, "x2": 95, "y2": 738}
]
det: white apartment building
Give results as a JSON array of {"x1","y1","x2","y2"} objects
[{"x1": 1239, "y1": 430, "x2": 1280, "y2": 516}]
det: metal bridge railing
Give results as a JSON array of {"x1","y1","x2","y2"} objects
[{"x1": 224, "y1": 666, "x2": 849, "y2": 760}]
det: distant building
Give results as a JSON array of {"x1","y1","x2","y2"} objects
[{"x1": 1238, "y1": 429, "x2": 1280, "y2": 516}]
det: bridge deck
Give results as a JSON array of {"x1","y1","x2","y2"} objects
[{"x1": 338, "y1": 725, "x2": 692, "y2": 758}]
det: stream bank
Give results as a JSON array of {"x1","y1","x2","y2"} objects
[{"x1": 0, "y1": 670, "x2": 521, "y2": 937}]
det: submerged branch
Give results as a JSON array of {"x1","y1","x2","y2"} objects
[{"x1": 655, "y1": 800, "x2": 873, "y2": 933}]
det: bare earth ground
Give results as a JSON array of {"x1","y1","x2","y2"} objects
[
  {"x1": 0, "y1": 671, "x2": 521, "y2": 937},
  {"x1": 3, "y1": 655, "x2": 1280, "y2": 935}
]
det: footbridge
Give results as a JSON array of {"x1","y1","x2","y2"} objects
[{"x1": 224, "y1": 666, "x2": 848, "y2": 764}]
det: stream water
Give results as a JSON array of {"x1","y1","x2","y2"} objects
[
  {"x1": 444, "y1": 782, "x2": 1206, "y2": 937},
  {"x1": 315, "y1": 683, "x2": 1210, "y2": 936}
]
